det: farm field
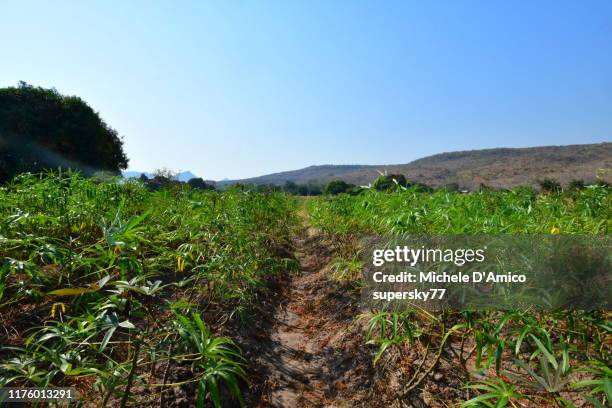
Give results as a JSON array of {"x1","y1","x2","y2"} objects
[
  {"x1": 0, "y1": 172, "x2": 299, "y2": 407},
  {"x1": 306, "y1": 185, "x2": 611, "y2": 407},
  {"x1": 0, "y1": 173, "x2": 610, "y2": 407}
]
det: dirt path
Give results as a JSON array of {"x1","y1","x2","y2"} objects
[
  {"x1": 252, "y1": 225, "x2": 371, "y2": 407},
  {"x1": 265, "y1": 227, "x2": 329, "y2": 407}
]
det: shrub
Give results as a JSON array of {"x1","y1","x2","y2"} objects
[
  {"x1": 324, "y1": 180, "x2": 355, "y2": 195},
  {"x1": 373, "y1": 174, "x2": 407, "y2": 191},
  {"x1": 188, "y1": 177, "x2": 216, "y2": 190}
]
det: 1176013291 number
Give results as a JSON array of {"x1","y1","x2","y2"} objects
[{"x1": 0, "y1": 388, "x2": 77, "y2": 402}]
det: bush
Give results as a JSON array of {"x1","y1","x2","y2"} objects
[
  {"x1": 324, "y1": 180, "x2": 355, "y2": 195},
  {"x1": 188, "y1": 177, "x2": 216, "y2": 190},
  {"x1": 410, "y1": 182, "x2": 433, "y2": 193},
  {"x1": 373, "y1": 174, "x2": 407, "y2": 191}
]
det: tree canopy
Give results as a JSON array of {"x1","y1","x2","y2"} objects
[
  {"x1": 324, "y1": 180, "x2": 355, "y2": 195},
  {"x1": 0, "y1": 82, "x2": 128, "y2": 182}
]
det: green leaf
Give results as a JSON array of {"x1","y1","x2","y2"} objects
[
  {"x1": 603, "y1": 376, "x2": 612, "y2": 402},
  {"x1": 48, "y1": 287, "x2": 96, "y2": 296},
  {"x1": 495, "y1": 341, "x2": 504, "y2": 374},
  {"x1": 60, "y1": 361, "x2": 71, "y2": 374},
  {"x1": 584, "y1": 396, "x2": 606, "y2": 408},
  {"x1": 196, "y1": 378, "x2": 206, "y2": 408},
  {"x1": 100, "y1": 327, "x2": 116, "y2": 352},
  {"x1": 209, "y1": 376, "x2": 221, "y2": 408},
  {"x1": 530, "y1": 335, "x2": 558, "y2": 369}
]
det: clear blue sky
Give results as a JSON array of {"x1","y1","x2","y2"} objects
[{"x1": 2, "y1": 1, "x2": 611, "y2": 180}]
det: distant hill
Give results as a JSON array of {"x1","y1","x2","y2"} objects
[
  {"x1": 219, "y1": 143, "x2": 611, "y2": 189},
  {"x1": 218, "y1": 165, "x2": 376, "y2": 187},
  {"x1": 122, "y1": 170, "x2": 198, "y2": 182}
]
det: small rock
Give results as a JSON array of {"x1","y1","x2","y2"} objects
[{"x1": 433, "y1": 372, "x2": 443, "y2": 381}]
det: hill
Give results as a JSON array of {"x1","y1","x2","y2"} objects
[{"x1": 220, "y1": 143, "x2": 611, "y2": 189}]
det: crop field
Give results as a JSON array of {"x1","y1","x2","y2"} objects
[
  {"x1": 0, "y1": 173, "x2": 610, "y2": 407},
  {"x1": 0, "y1": 172, "x2": 299, "y2": 407},
  {"x1": 308, "y1": 186, "x2": 611, "y2": 407}
]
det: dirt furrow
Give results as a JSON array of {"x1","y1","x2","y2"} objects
[{"x1": 252, "y1": 226, "x2": 372, "y2": 407}]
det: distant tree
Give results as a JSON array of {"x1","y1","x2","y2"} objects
[
  {"x1": 153, "y1": 168, "x2": 176, "y2": 180},
  {"x1": 306, "y1": 183, "x2": 323, "y2": 196},
  {"x1": 324, "y1": 180, "x2": 354, "y2": 195},
  {"x1": 151, "y1": 168, "x2": 178, "y2": 186},
  {"x1": 188, "y1": 177, "x2": 215, "y2": 190},
  {"x1": 0, "y1": 82, "x2": 128, "y2": 182},
  {"x1": 282, "y1": 181, "x2": 300, "y2": 195},
  {"x1": 538, "y1": 178, "x2": 562, "y2": 193},
  {"x1": 280, "y1": 181, "x2": 318, "y2": 196},
  {"x1": 139, "y1": 173, "x2": 149, "y2": 183},
  {"x1": 373, "y1": 174, "x2": 407, "y2": 191},
  {"x1": 410, "y1": 182, "x2": 433, "y2": 193},
  {"x1": 256, "y1": 184, "x2": 281, "y2": 193}
]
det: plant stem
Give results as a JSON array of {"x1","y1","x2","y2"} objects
[{"x1": 120, "y1": 336, "x2": 141, "y2": 408}]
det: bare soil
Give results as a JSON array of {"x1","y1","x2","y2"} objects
[{"x1": 244, "y1": 226, "x2": 374, "y2": 407}]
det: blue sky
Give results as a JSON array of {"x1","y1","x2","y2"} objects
[{"x1": 2, "y1": 1, "x2": 611, "y2": 180}]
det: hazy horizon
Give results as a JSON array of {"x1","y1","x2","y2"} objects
[{"x1": 3, "y1": 1, "x2": 611, "y2": 179}]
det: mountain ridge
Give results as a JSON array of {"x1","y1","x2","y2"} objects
[{"x1": 219, "y1": 142, "x2": 611, "y2": 189}]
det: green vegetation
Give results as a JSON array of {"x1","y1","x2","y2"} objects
[
  {"x1": 0, "y1": 83, "x2": 128, "y2": 182},
  {"x1": 324, "y1": 180, "x2": 355, "y2": 195},
  {"x1": 309, "y1": 184, "x2": 610, "y2": 234},
  {"x1": 372, "y1": 173, "x2": 407, "y2": 191},
  {"x1": 308, "y1": 185, "x2": 611, "y2": 407},
  {"x1": 0, "y1": 170, "x2": 609, "y2": 406},
  {"x1": 0, "y1": 171, "x2": 298, "y2": 406}
]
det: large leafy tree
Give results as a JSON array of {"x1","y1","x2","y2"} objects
[{"x1": 0, "y1": 82, "x2": 128, "y2": 182}]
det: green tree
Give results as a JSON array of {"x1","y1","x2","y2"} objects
[
  {"x1": 324, "y1": 180, "x2": 355, "y2": 195},
  {"x1": 283, "y1": 180, "x2": 300, "y2": 194},
  {"x1": 0, "y1": 82, "x2": 128, "y2": 182},
  {"x1": 188, "y1": 177, "x2": 215, "y2": 190},
  {"x1": 306, "y1": 182, "x2": 323, "y2": 196},
  {"x1": 297, "y1": 184, "x2": 309, "y2": 196}
]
